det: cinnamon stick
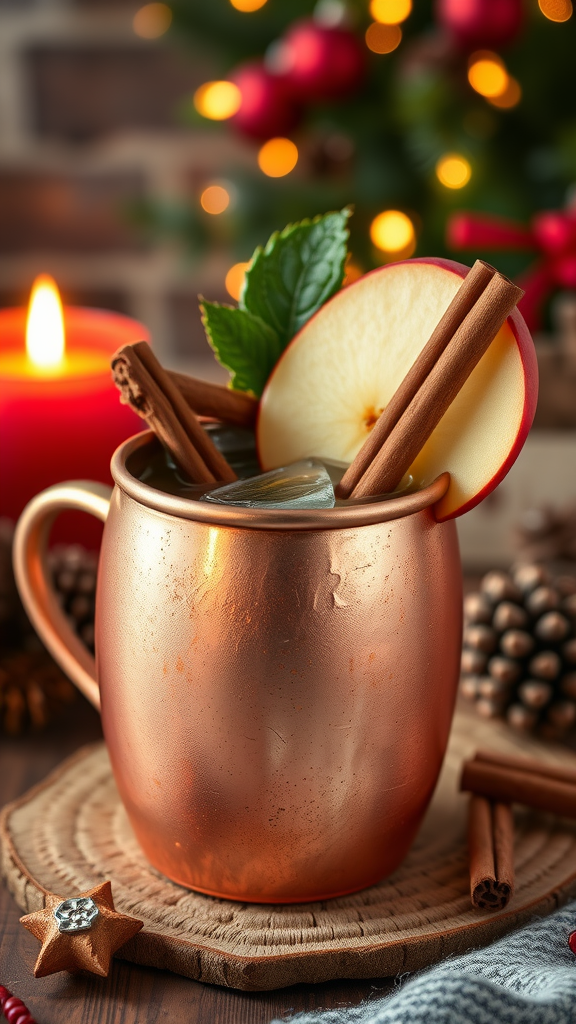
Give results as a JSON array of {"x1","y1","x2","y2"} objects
[
  {"x1": 474, "y1": 748, "x2": 576, "y2": 787},
  {"x1": 132, "y1": 342, "x2": 236, "y2": 482},
  {"x1": 168, "y1": 370, "x2": 258, "y2": 428},
  {"x1": 336, "y1": 260, "x2": 495, "y2": 499},
  {"x1": 111, "y1": 343, "x2": 236, "y2": 484},
  {"x1": 460, "y1": 758, "x2": 576, "y2": 819},
  {"x1": 350, "y1": 272, "x2": 524, "y2": 499},
  {"x1": 468, "y1": 795, "x2": 514, "y2": 911}
]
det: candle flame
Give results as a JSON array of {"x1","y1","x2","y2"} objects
[{"x1": 26, "y1": 275, "x2": 65, "y2": 369}]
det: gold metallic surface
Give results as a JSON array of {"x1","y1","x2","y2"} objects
[{"x1": 14, "y1": 433, "x2": 462, "y2": 903}]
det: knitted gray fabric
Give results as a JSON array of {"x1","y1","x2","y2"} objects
[{"x1": 272, "y1": 902, "x2": 576, "y2": 1024}]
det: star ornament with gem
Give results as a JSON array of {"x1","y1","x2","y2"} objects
[{"x1": 20, "y1": 881, "x2": 143, "y2": 978}]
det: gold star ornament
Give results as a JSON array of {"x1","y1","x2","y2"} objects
[{"x1": 20, "y1": 881, "x2": 143, "y2": 977}]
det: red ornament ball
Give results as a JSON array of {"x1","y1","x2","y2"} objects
[
  {"x1": 435, "y1": 0, "x2": 524, "y2": 49},
  {"x1": 569, "y1": 929, "x2": 576, "y2": 954},
  {"x1": 278, "y1": 20, "x2": 365, "y2": 102},
  {"x1": 229, "y1": 62, "x2": 300, "y2": 140}
]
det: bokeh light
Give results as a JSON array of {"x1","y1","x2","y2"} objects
[
  {"x1": 257, "y1": 138, "x2": 299, "y2": 177},
  {"x1": 225, "y1": 262, "x2": 250, "y2": 301},
  {"x1": 538, "y1": 0, "x2": 573, "y2": 20},
  {"x1": 468, "y1": 52, "x2": 509, "y2": 98},
  {"x1": 365, "y1": 23, "x2": 402, "y2": 53},
  {"x1": 488, "y1": 76, "x2": 522, "y2": 109},
  {"x1": 194, "y1": 81, "x2": 242, "y2": 120},
  {"x1": 343, "y1": 261, "x2": 364, "y2": 286},
  {"x1": 230, "y1": 0, "x2": 268, "y2": 8},
  {"x1": 369, "y1": 0, "x2": 412, "y2": 24},
  {"x1": 133, "y1": 3, "x2": 172, "y2": 39},
  {"x1": 370, "y1": 210, "x2": 415, "y2": 254},
  {"x1": 436, "y1": 154, "x2": 472, "y2": 189},
  {"x1": 200, "y1": 185, "x2": 231, "y2": 215}
]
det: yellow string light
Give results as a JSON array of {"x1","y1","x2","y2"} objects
[
  {"x1": 436, "y1": 154, "x2": 472, "y2": 189},
  {"x1": 369, "y1": 0, "x2": 412, "y2": 23},
  {"x1": 230, "y1": 0, "x2": 268, "y2": 8},
  {"x1": 370, "y1": 210, "x2": 415, "y2": 255},
  {"x1": 538, "y1": 0, "x2": 573, "y2": 20},
  {"x1": 200, "y1": 186, "x2": 231, "y2": 215},
  {"x1": 468, "y1": 52, "x2": 509, "y2": 98},
  {"x1": 257, "y1": 138, "x2": 299, "y2": 177},
  {"x1": 365, "y1": 22, "x2": 402, "y2": 53},
  {"x1": 133, "y1": 3, "x2": 172, "y2": 39},
  {"x1": 225, "y1": 262, "x2": 250, "y2": 301},
  {"x1": 488, "y1": 76, "x2": 522, "y2": 109},
  {"x1": 194, "y1": 81, "x2": 242, "y2": 120}
]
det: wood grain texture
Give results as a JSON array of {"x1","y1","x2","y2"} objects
[
  {"x1": 3, "y1": 704, "x2": 576, "y2": 994},
  {"x1": 0, "y1": 699, "x2": 387, "y2": 1022}
]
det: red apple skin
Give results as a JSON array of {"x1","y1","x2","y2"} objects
[
  {"x1": 256, "y1": 256, "x2": 539, "y2": 521},
  {"x1": 415, "y1": 258, "x2": 538, "y2": 521}
]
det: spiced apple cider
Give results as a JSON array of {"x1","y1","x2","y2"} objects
[{"x1": 11, "y1": 207, "x2": 539, "y2": 904}]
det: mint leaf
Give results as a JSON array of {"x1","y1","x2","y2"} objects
[
  {"x1": 201, "y1": 301, "x2": 281, "y2": 398},
  {"x1": 241, "y1": 207, "x2": 351, "y2": 347}
]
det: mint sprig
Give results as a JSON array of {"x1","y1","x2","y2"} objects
[
  {"x1": 200, "y1": 207, "x2": 351, "y2": 397},
  {"x1": 200, "y1": 304, "x2": 281, "y2": 397}
]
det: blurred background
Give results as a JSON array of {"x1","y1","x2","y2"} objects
[
  {"x1": 1, "y1": 0, "x2": 576, "y2": 568},
  {"x1": 2, "y1": 0, "x2": 576, "y2": 738}
]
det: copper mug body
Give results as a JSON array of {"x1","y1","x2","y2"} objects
[{"x1": 13, "y1": 432, "x2": 462, "y2": 903}]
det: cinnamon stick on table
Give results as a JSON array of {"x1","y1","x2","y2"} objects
[
  {"x1": 468, "y1": 795, "x2": 514, "y2": 911},
  {"x1": 336, "y1": 259, "x2": 495, "y2": 499},
  {"x1": 474, "y1": 748, "x2": 576, "y2": 787},
  {"x1": 348, "y1": 271, "x2": 524, "y2": 500},
  {"x1": 460, "y1": 756, "x2": 576, "y2": 819},
  {"x1": 111, "y1": 342, "x2": 237, "y2": 485},
  {"x1": 168, "y1": 370, "x2": 258, "y2": 429}
]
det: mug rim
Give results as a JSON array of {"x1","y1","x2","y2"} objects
[{"x1": 111, "y1": 430, "x2": 450, "y2": 531}]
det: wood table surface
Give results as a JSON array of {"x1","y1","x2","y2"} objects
[{"x1": 0, "y1": 695, "x2": 393, "y2": 1024}]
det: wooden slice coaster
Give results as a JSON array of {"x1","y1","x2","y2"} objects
[{"x1": 2, "y1": 704, "x2": 576, "y2": 991}]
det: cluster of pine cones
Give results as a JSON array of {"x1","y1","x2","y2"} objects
[
  {"x1": 0, "y1": 519, "x2": 97, "y2": 735},
  {"x1": 460, "y1": 564, "x2": 576, "y2": 740}
]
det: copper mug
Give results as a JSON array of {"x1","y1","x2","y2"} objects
[{"x1": 13, "y1": 431, "x2": 462, "y2": 903}]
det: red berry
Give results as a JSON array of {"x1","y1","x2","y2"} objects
[
  {"x1": 0, "y1": 987, "x2": 12, "y2": 1006},
  {"x1": 5, "y1": 1005, "x2": 26, "y2": 1024},
  {"x1": 569, "y1": 929, "x2": 576, "y2": 954},
  {"x1": 3, "y1": 997, "x2": 24, "y2": 1014},
  {"x1": 14, "y1": 1015, "x2": 34, "y2": 1024}
]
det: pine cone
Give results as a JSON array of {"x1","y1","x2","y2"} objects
[
  {"x1": 47, "y1": 545, "x2": 97, "y2": 652},
  {"x1": 0, "y1": 523, "x2": 97, "y2": 734},
  {"x1": 460, "y1": 565, "x2": 576, "y2": 741}
]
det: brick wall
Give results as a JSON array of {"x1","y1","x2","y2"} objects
[{"x1": 0, "y1": 0, "x2": 253, "y2": 379}]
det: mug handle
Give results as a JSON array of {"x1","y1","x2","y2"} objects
[{"x1": 12, "y1": 481, "x2": 112, "y2": 711}]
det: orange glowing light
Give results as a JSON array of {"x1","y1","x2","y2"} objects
[
  {"x1": 26, "y1": 275, "x2": 65, "y2": 369},
  {"x1": 488, "y1": 76, "x2": 522, "y2": 109},
  {"x1": 200, "y1": 185, "x2": 231, "y2": 215},
  {"x1": 230, "y1": 0, "x2": 268, "y2": 9},
  {"x1": 133, "y1": 3, "x2": 172, "y2": 39},
  {"x1": 538, "y1": 0, "x2": 573, "y2": 20},
  {"x1": 343, "y1": 260, "x2": 364, "y2": 286},
  {"x1": 194, "y1": 81, "x2": 242, "y2": 120},
  {"x1": 257, "y1": 138, "x2": 299, "y2": 177},
  {"x1": 365, "y1": 22, "x2": 402, "y2": 52},
  {"x1": 436, "y1": 153, "x2": 472, "y2": 189},
  {"x1": 369, "y1": 0, "x2": 412, "y2": 23},
  {"x1": 467, "y1": 52, "x2": 509, "y2": 98},
  {"x1": 370, "y1": 210, "x2": 415, "y2": 255},
  {"x1": 225, "y1": 262, "x2": 250, "y2": 301}
]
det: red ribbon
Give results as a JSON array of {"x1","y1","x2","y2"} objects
[{"x1": 447, "y1": 209, "x2": 576, "y2": 329}]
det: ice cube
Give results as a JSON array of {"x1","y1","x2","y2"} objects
[{"x1": 201, "y1": 460, "x2": 335, "y2": 510}]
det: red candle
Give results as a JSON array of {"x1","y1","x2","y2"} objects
[{"x1": 0, "y1": 275, "x2": 149, "y2": 543}]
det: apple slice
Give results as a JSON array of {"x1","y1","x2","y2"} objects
[{"x1": 256, "y1": 257, "x2": 538, "y2": 521}]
